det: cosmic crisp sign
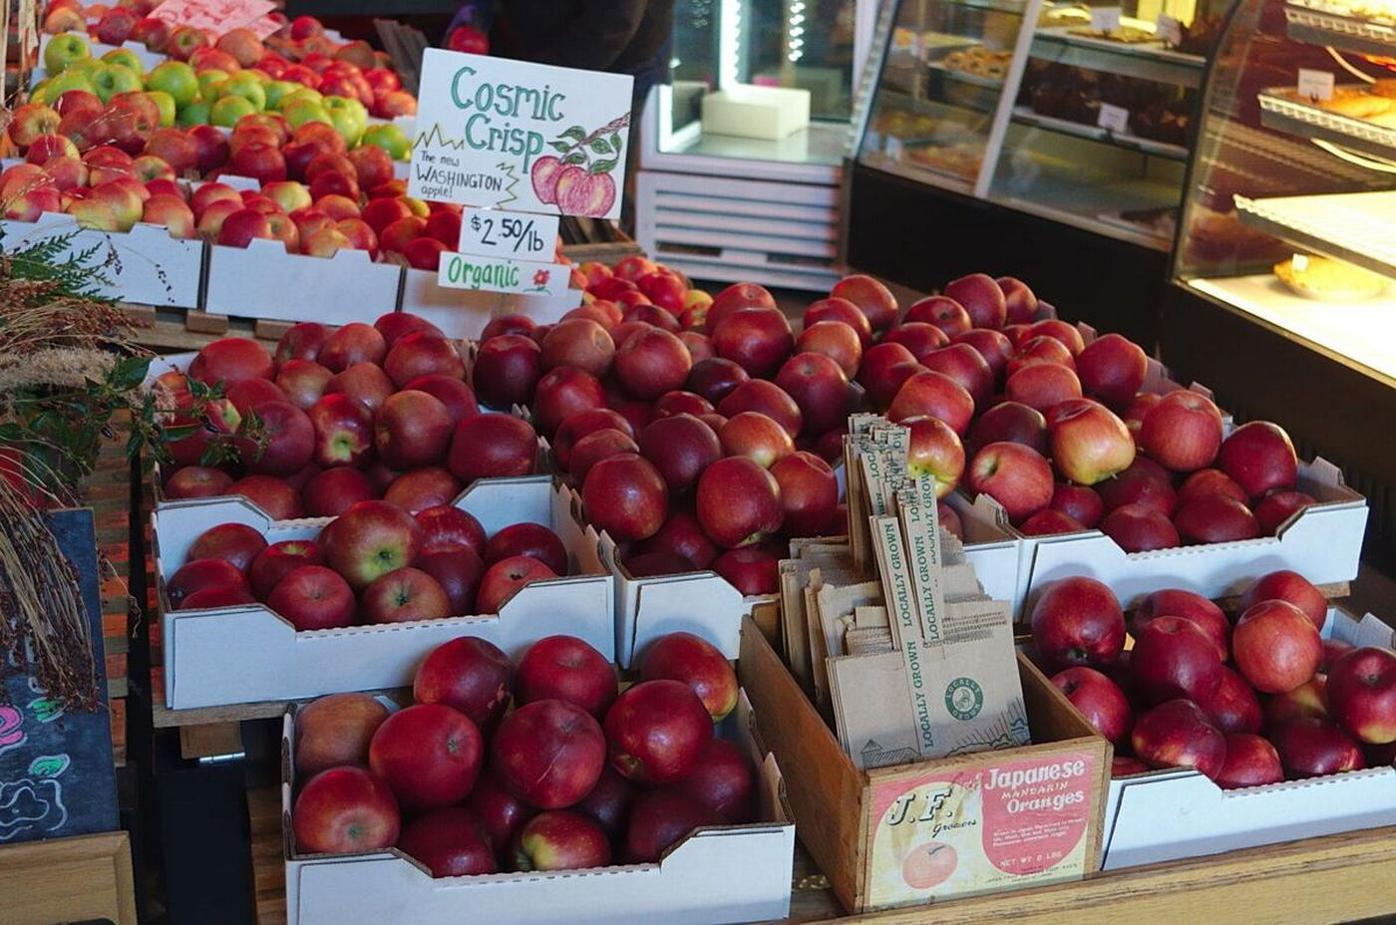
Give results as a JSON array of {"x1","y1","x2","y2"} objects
[{"x1": 409, "y1": 49, "x2": 634, "y2": 220}]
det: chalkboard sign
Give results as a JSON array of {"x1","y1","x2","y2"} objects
[{"x1": 0, "y1": 508, "x2": 118, "y2": 844}]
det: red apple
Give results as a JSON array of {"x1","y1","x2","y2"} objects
[
  {"x1": 324, "y1": 362, "x2": 395, "y2": 413},
  {"x1": 483, "y1": 523, "x2": 566, "y2": 575},
  {"x1": 492, "y1": 698, "x2": 606, "y2": 808},
  {"x1": 676, "y1": 737, "x2": 754, "y2": 823},
  {"x1": 883, "y1": 322, "x2": 949, "y2": 363},
  {"x1": 901, "y1": 416, "x2": 965, "y2": 498},
  {"x1": 1132, "y1": 589, "x2": 1228, "y2": 660},
  {"x1": 374, "y1": 389, "x2": 453, "y2": 469},
  {"x1": 1218, "y1": 421, "x2": 1298, "y2": 499},
  {"x1": 533, "y1": 367, "x2": 606, "y2": 438},
  {"x1": 711, "y1": 308, "x2": 793, "y2": 378},
  {"x1": 466, "y1": 769, "x2": 533, "y2": 858},
  {"x1": 1265, "y1": 676, "x2": 1330, "y2": 728},
  {"x1": 1177, "y1": 468, "x2": 1249, "y2": 507},
  {"x1": 904, "y1": 295, "x2": 969, "y2": 336},
  {"x1": 696, "y1": 456, "x2": 783, "y2": 548},
  {"x1": 416, "y1": 546, "x2": 484, "y2": 615},
  {"x1": 922, "y1": 343, "x2": 993, "y2": 406},
  {"x1": 1100, "y1": 504, "x2": 1180, "y2": 552},
  {"x1": 1216, "y1": 733, "x2": 1284, "y2": 789},
  {"x1": 1326, "y1": 646, "x2": 1396, "y2": 744},
  {"x1": 887, "y1": 369, "x2": 974, "y2": 435},
  {"x1": 188, "y1": 522, "x2": 266, "y2": 574},
  {"x1": 1236, "y1": 570, "x2": 1327, "y2": 632},
  {"x1": 803, "y1": 297, "x2": 872, "y2": 345},
  {"x1": 552, "y1": 408, "x2": 634, "y2": 471},
  {"x1": 952, "y1": 328, "x2": 1014, "y2": 384},
  {"x1": 1131, "y1": 698, "x2": 1226, "y2": 779},
  {"x1": 369, "y1": 703, "x2": 482, "y2": 810},
  {"x1": 1138, "y1": 391, "x2": 1224, "y2": 472},
  {"x1": 637, "y1": 413, "x2": 722, "y2": 496},
  {"x1": 1007, "y1": 336, "x2": 1076, "y2": 377},
  {"x1": 1174, "y1": 496, "x2": 1260, "y2": 544},
  {"x1": 1050, "y1": 483, "x2": 1104, "y2": 528},
  {"x1": 1097, "y1": 458, "x2": 1177, "y2": 516},
  {"x1": 654, "y1": 391, "x2": 715, "y2": 419},
  {"x1": 1131, "y1": 615, "x2": 1225, "y2": 705},
  {"x1": 189, "y1": 337, "x2": 273, "y2": 386},
  {"x1": 569, "y1": 429, "x2": 641, "y2": 486},
  {"x1": 830, "y1": 274, "x2": 898, "y2": 332},
  {"x1": 712, "y1": 545, "x2": 781, "y2": 594},
  {"x1": 967, "y1": 401, "x2": 1048, "y2": 456},
  {"x1": 398, "y1": 806, "x2": 497, "y2": 876},
  {"x1": 471, "y1": 334, "x2": 542, "y2": 409},
  {"x1": 513, "y1": 810, "x2": 611, "y2": 871},
  {"x1": 320, "y1": 499, "x2": 422, "y2": 590},
  {"x1": 1271, "y1": 716, "x2": 1365, "y2": 778},
  {"x1": 996, "y1": 277, "x2": 1037, "y2": 324},
  {"x1": 318, "y1": 322, "x2": 387, "y2": 373},
  {"x1": 275, "y1": 359, "x2": 333, "y2": 411},
  {"x1": 639, "y1": 511, "x2": 719, "y2": 569},
  {"x1": 573, "y1": 765, "x2": 633, "y2": 837},
  {"x1": 230, "y1": 475, "x2": 303, "y2": 519},
  {"x1": 604, "y1": 679, "x2": 712, "y2": 784},
  {"x1": 1076, "y1": 334, "x2": 1147, "y2": 409},
  {"x1": 267, "y1": 564, "x2": 356, "y2": 630},
  {"x1": 717, "y1": 379, "x2": 802, "y2": 437},
  {"x1": 414, "y1": 636, "x2": 513, "y2": 730},
  {"x1": 293, "y1": 766, "x2": 399, "y2": 854},
  {"x1": 1255, "y1": 490, "x2": 1317, "y2": 535},
  {"x1": 624, "y1": 788, "x2": 721, "y2": 862},
  {"x1": 447, "y1": 413, "x2": 538, "y2": 483},
  {"x1": 703, "y1": 282, "x2": 777, "y2": 334},
  {"x1": 1195, "y1": 667, "x2": 1263, "y2": 734},
  {"x1": 1004, "y1": 362, "x2": 1083, "y2": 413},
  {"x1": 614, "y1": 326, "x2": 692, "y2": 400},
  {"x1": 1233, "y1": 600, "x2": 1322, "y2": 694},
  {"x1": 163, "y1": 466, "x2": 234, "y2": 499},
  {"x1": 382, "y1": 333, "x2": 464, "y2": 388},
  {"x1": 944, "y1": 273, "x2": 1006, "y2": 329},
  {"x1": 167, "y1": 558, "x2": 248, "y2": 608},
  {"x1": 968, "y1": 441, "x2": 1053, "y2": 523},
  {"x1": 1019, "y1": 509, "x2": 1085, "y2": 536},
  {"x1": 1052, "y1": 666, "x2": 1132, "y2": 745},
  {"x1": 249, "y1": 540, "x2": 323, "y2": 600},
  {"x1": 515, "y1": 635, "x2": 616, "y2": 719},
  {"x1": 295, "y1": 693, "x2": 389, "y2": 778},
  {"x1": 540, "y1": 318, "x2": 615, "y2": 378},
  {"x1": 1029, "y1": 576, "x2": 1125, "y2": 671},
  {"x1": 581, "y1": 453, "x2": 669, "y2": 541}
]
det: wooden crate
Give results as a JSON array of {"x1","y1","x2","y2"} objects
[
  {"x1": 125, "y1": 304, "x2": 288, "y2": 352},
  {"x1": 0, "y1": 831, "x2": 138, "y2": 925},
  {"x1": 738, "y1": 622, "x2": 1110, "y2": 915}
]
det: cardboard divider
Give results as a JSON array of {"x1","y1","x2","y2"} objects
[
  {"x1": 279, "y1": 619, "x2": 795, "y2": 925},
  {"x1": 204, "y1": 237, "x2": 401, "y2": 323},
  {"x1": 397, "y1": 267, "x2": 580, "y2": 338},
  {"x1": 739, "y1": 620, "x2": 1109, "y2": 914},
  {"x1": 0, "y1": 211, "x2": 204, "y2": 308},
  {"x1": 154, "y1": 477, "x2": 612, "y2": 709},
  {"x1": 1098, "y1": 608, "x2": 1396, "y2": 870}
]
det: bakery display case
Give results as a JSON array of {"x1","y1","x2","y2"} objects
[
  {"x1": 843, "y1": 0, "x2": 1232, "y2": 345},
  {"x1": 1160, "y1": 0, "x2": 1396, "y2": 565},
  {"x1": 636, "y1": 0, "x2": 878, "y2": 291}
]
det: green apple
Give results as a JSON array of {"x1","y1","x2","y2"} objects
[
  {"x1": 282, "y1": 97, "x2": 331, "y2": 128},
  {"x1": 361, "y1": 123, "x2": 412, "y2": 161},
  {"x1": 145, "y1": 60, "x2": 199, "y2": 108},
  {"x1": 263, "y1": 80, "x2": 299, "y2": 111},
  {"x1": 217, "y1": 73, "x2": 267, "y2": 112},
  {"x1": 324, "y1": 95, "x2": 367, "y2": 146},
  {"x1": 210, "y1": 95, "x2": 257, "y2": 127},
  {"x1": 29, "y1": 80, "x2": 54, "y2": 106},
  {"x1": 197, "y1": 69, "x2": 228, "y2": 101},
  {"x1": 102, "y1": 47, "x2": 144, "y2": 75},
  {"x1": 146, "y1": 90, "x2": 177, "y2": 126},
  {"x1": 91, "y1": 63, "x2": 143, "y2": 103},
  {"x1": 43, "y1": 33, "x2": 90, "y2": 75},
  {"x1": 42, "y1": 67, "x2": 97, "y2": 99},
  {"x1": 277, "y1": 87, "x2": 323, "y2": 111},
  {"x1": 177, "y1": 99, "x2": 212, "y2": 126}
]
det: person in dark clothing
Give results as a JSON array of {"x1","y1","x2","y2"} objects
[{"x1": 446, "y1": 0, "x2": 675, "y2": 230}]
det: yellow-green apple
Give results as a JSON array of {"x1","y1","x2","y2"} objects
[
  {"x1": 101, "y1": 47, "x2": 143, "y2": 75},
  {"x1": 1131, "y1": 698, "x2": 1226, "y2": 778},
  {"x1": 44, "y1": 32, "x2": 90, "y2": 75},
  {"x1": 90, "y1": 63, "x2": 142, "y2": 103},
  {"x1": 262, "y1": 179, "x2": 311, "y2": 213},
  {"x1": 1029, "y1": 576, "x2": 1124, "y2": 671},
  {"x1": 1047, "y1": 398, "x2": 1135, "y2": 485},
  {"x1": 320, "y1": 499, "x2": 423, "y2": 590}
]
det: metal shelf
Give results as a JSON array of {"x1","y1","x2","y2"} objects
[
  {"x1": 1011, "y1": 106, "x2": 1191, "y2": 159},
  {"x1": 1234, "y1": 191, "x2": 1396, "y2": 278},
  {"x1": 1285, "y1": 1, "x2": 1396, "y2": 57},
  {"x1": 1030, "y1": 26, "x2": 1206, "y2": 88},
  {"x1": 1258, "y1": 87, "x2": 1396, "y2": 165}
]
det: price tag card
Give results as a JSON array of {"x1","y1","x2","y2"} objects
[
  {"x1": 1090, "y1": 6, "x2": 1122, "y2": 31},
  {"x1": 1096, "y1": 102, "x2": 1130, "y2": 133},
  {"x1": 152, "y1": 0, "x2": 276, "y2": 31},
  {"x1": 438, "y1": 252, "x2": 572, "y2": 296},
  {"x1": 1298, "y1": 68, "x2": 1335, "y2": 102},
  {"x1": 1156, "y1": 14, "x2": 1182, "y2": 45},
  {"x1": 886, "y1": 136, "x2": 905, "y2": 161},
  {"x1": 411, "y1": 49, "x2": 634, "y2": 221},
  {"x1": 458, "y1": 208, "x2": 560, "y2": 260}
]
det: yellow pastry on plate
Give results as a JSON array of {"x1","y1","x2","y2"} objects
[{"x1": 1274, "y1": 254, "x2": 1391, "y2": 301}]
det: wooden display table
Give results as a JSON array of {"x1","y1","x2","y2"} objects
[
  {"x1": 0, "y1": 831, "x2": 138, "y2": 925},
  {"x1": 244, "y1": 782, "x2": 1396, "y2": 924}
]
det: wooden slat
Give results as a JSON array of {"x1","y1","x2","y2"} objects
[
  {"x1": 0, "y1": 831, "x2": 138, "y2": 925},
  {"x1": 180, "y1": 722, "x2": 244, "y2": 760}
]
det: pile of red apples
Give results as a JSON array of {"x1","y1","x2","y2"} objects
[
  {"x1": 156, "y1": 312, "x2": 539, "y2": 520},
  {"x1": 1035, "y1": 572, "x2": 1395, "y2": 788},
  {"x1": 166, "y1": 494, "x2": 569, "y2": 625},
  {"x1": 292, "y1": 631, "x2": 756, "y2": 875}
]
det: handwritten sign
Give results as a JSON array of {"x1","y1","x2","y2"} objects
[
  {"x1": 0, "y1": 509, "x2": 118, "y2": 845},
  {"x1": 409, "y1": 49, "x2": 634, "y2": 221},
  {"x1": 1096, "y1": 103, "x2": 1130, "y2": 133},
  {"x1": 152, "y1": 0, "x2": 277, "y2": 32},
  {"x1": 1298, "y1": 68, "x2": 1335, "y2": 102},
  {"x1": 1089, "y1": 6, "x2": 1122, "y2": 31},
  {"x1": 458, "y1": 208, "x2": 560, "y2": 260},
  {"x1": 437, "y1": 251, "x2": 572, "y2": 296}
]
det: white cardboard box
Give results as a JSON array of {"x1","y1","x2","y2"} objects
[
  {"x1": 205, "y1": 237, "x2": 401, "y2": 323},
  {"x1": 1100, "y1": 608, "x2": 1396, "y2": 870},
  {"x1": 281, "y1": 687, "x2": 795, "y2": 925},
  {"x1": 398, "y1": 267, "x2": 580, "y2": 338},
  {"x1": 0, "y1": 210, "x2": 204, "y2": 307},
  {"x1": 700, "y1": 86, "x2": 810, "y2": 140},
  {"x1": 154, "y1": 476, "x2": 611, "y2": 710}
]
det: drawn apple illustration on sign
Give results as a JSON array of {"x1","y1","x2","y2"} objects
[
  {"x1": 901, "y1": 841, "x2": 958, "y2": 888},
  {"x1": 531, "y1": 114, "x2": 627, "y2": 218}
]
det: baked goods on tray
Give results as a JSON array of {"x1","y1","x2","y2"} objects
[{"x1": 1274, "y1": 254, "x2": 1391, "y2": 300}]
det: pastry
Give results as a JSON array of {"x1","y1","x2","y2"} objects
[
  {"x1": 1320, "y1": 94, "x2": 1395, "y2": 118},
  {"x1": 1370, "y1": 78, "x2": 1396, "y2": 98},
  {"x1": 1274, "y1": 255, "x2": 1390, "y2": 301}
]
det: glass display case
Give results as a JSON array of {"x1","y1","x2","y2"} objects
[
  {"x1": 1170, "y1": 0, "x2": 1396, "y2": 381},
  {"x1": 852, "y1": 0, "x2": 1230, "y2": 248}
]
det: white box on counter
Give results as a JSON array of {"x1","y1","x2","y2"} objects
[
  {"x1": 280, "y1": 687, "x2": 795, "y2": 925},
  {"x1": 0, "y1": 210, "x2": 204, "y2": 307},
  {"x1": 154, "y1": 476, "x2": 610, "y2": 710},
  {"x1": 205, "y1": 237, "x2": 401, "y2": 323},
  {"x1": 1022, "y1": 456, "x2": 1365, "y2": 609},
  {"x1": 398, "y1": 267, "x2": 579, "y2": 338},
  {"x1": 1100, "y1": 609, "x2": 1396, "y2": 870}
]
